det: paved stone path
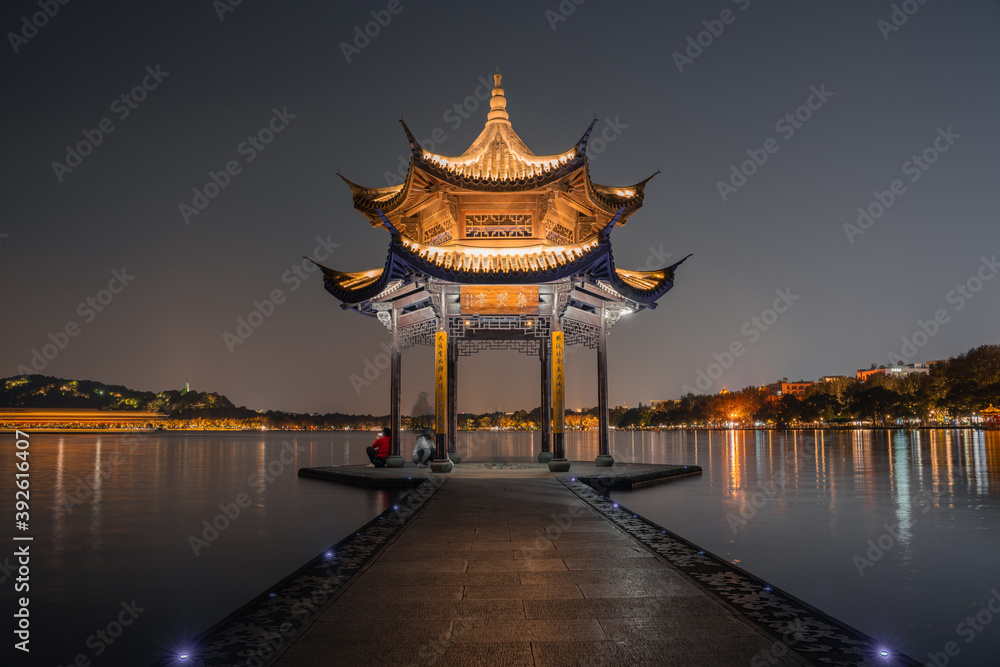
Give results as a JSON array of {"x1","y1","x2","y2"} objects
[{"x1": 273, "y1": 475, "x2": 802, "y2": 666}]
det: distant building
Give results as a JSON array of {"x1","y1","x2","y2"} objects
[
  {"x1": 883, "y1": 363, "x2": 930, "y2": 376},
  {"x1": 779, "y1": 381, "x2": 814, "y2": 397},
  {"x1": 857, "y1": 364, "x2": 930, "y2": 380},
  {"x1": 819, "y1": 375, "x2": 848, "y2": 383}
]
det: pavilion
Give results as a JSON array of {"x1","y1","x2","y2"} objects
[{"x1": 313, "y1": 74, "x2": 687, "y2": 472}]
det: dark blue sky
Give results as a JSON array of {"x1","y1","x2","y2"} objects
[{"x1": 3, "y1": 0, "x2": 998, "y2": 414}]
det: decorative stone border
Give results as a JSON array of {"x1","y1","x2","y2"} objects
[
  {"x1": 560, "y1": 478, "x2": 921, "y2": 667},
  {"x1": 298, "y1": 465, "x2": 432, "y2": 488},
  {"x1": 572, "y1": 463, "x2": 702, "y2": 490},
  {"x1": 153, "y1": 478, "x2": 446, "y2": 666}
]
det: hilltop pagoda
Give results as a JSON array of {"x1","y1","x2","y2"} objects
[{"x1": 314, "y1": 74, "x2": 687, "y2": 472}]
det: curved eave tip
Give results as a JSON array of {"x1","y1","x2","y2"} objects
[
  {"x1": 399, "y1": 118, "x2": 422, "y2": 154},
  {"x1": 638, "y1": 170, "x2": 661, "y2": 187},
  {"x1": 576, "y1": 118, "x2": 600, "y2": 153},
  {"x1": 376, "y1": 208, "x2": 400, "y2": 237},
  {"x1": 669, "y1": 253, "x2": 693, "y2": 271}
]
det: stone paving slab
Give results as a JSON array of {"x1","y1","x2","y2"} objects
[
  {"x1": 270, "y1": 470, "x2": 919, "y2": 667},
  {"x1": 270, "y1": 476, "x2": 805, "y2": 666},
  {"x1": 186, "y1": 465, "x2": 917, "y2": 666}
]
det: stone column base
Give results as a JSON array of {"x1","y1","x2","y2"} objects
[
  {"x1": 594, "y1": 454, "x2": 615, "y2": 467},
  {"x1": 547, "y1": 458, "x2": 571, "y2": 472},
  {"x1": 385, "y1": 455, "x2": 405, "y2": 468},
  {"x1": 537, "y1": 451, "x2": 554, "y2": 463},
  {"x1": 430, "y1": 459, "x2": 454, "y2": 473}
]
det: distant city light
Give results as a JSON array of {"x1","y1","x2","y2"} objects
[
  {"x1": 879, "y1": 650, "x2": 889, "y2": 658},
  {"x1": 179, "y1": 654, "x2": 189, "y2": 660}
]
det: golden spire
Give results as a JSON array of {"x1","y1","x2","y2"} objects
[{"x1": 487, "y1": 73, "x2": 509, "y2": 123}]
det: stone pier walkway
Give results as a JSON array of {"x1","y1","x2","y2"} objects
[{"x1": 272, "y1": 475, "x2": 804, "y2": 666}]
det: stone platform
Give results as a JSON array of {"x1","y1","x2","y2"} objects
[
  {"x1": 297, "y1": 461, "x2": 701, "y2": 490},
  {"x1": 271, "y1": 468, "x2": 915, "y2": 666},
  {"x1": 174, "y1": 465, "x2": 918, "y2": 666}
]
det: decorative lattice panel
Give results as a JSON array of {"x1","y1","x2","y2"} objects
[{"x1": 464, "y1": 213, "x2": 532, "y2": 239}]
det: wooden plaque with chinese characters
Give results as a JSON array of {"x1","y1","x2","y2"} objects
[{"x1": 460, "y1": 286, "x2": 539, "y2": 315}]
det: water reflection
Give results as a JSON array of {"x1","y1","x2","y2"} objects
[{"x1": 611, "y1": 428, "x2": 1000, "y2": 666}]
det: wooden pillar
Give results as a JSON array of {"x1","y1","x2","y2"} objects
[
  {"x1": 431, "y1": 329, "x2": 452, "y2": 472},
  {"x1": 386, "y1": 306, "x2": 404, "y2": 467},
  {"x1": 548, "y1": 330, "x2": 570, "y2": 472},
  {"x1": 447, "y1": 334, "x2": 460, "y2": 463},
  {"x1": 595, "y1": 303, "x2": 614, "y2": 467},
  {"x1": 538, "y1": 340, "x2": 552, "y2": 463}
]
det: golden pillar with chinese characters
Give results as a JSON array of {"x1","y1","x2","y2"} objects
[
  {"x1": 431, "y1": 330, "x2": 453, "y2": 473},
  {"x1": 548, "y1": 330, "x2": 571, "y2": 472}
]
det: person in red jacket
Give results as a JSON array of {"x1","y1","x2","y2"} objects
[{"x1": 366, "y1": 427, "x2": 391, "y2": 467}]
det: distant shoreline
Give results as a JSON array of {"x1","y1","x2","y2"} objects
[{"x1": 3, "y1": 425, "x2": 996, "y2": 434}]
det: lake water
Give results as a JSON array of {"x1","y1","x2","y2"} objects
[
  {"x1": 609, "y1": 429, "x2": 1000, "y2": 667},
  {"x1": 1, "y1": 429, "x2": 997, "y2": 665}
]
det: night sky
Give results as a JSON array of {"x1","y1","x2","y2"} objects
[{"x1": 3, "y1": 0, "x2": 998, "y2": 415}]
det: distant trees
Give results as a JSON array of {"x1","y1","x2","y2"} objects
[{"x1": 4, "y1": 344, "x2": 999, "y2": 429}]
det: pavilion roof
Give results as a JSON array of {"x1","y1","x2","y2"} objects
[
  {"x1": 311, "y1": 209, "x2": 690, "y2": 309},
  {"x1": 340, "y1": 74, "x2": 656, "y2": 233}
]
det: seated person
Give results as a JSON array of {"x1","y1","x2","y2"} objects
[
  {"x1": 366, "y1": 427, "x2": 392, "y2": 467},
  {"x1": 412, "y1": 429, "x2": 434, "y2": 467}
]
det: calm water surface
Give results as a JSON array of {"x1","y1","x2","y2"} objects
[
  {"x1": 0, "y1": 432, "x2": 401, "y2": 665},
  {"x1": 606, "y1": 429, "x2": 999, "y2": 667},
  {"x1": 1, "y1": 429, "x2": 997, "y2": 665}
]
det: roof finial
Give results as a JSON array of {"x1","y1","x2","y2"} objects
[{"x1": 487, "y1": 72, "x2": 509, "y2": 123}]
